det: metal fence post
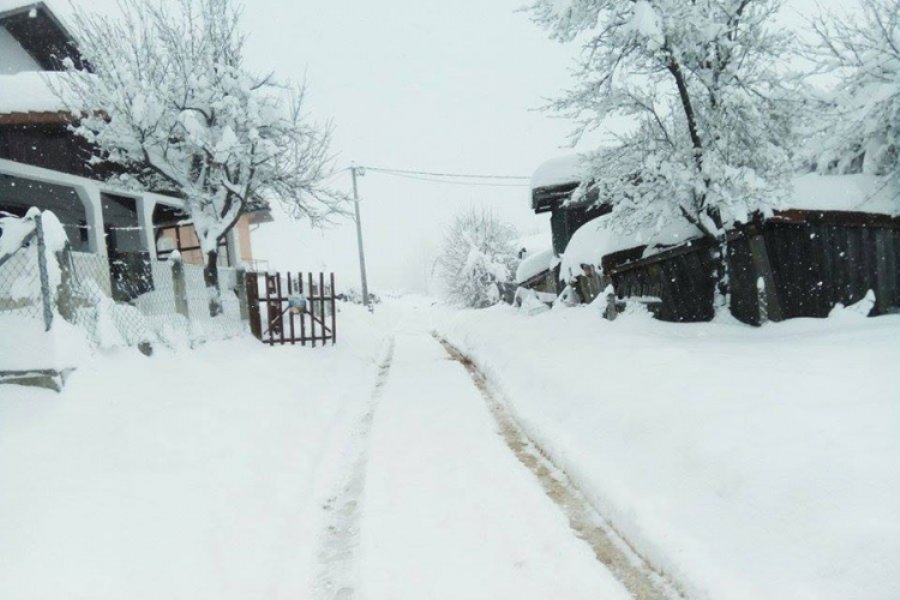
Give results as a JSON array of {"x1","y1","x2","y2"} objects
[
  {"x1": 171, "y1": 256, "x2": 189, "y2": 319},
  {"x1": 56, "y1": 246, "x2": 76, "y2": 323},
  {"x1": 34, "y1": 213, "x2": 54, "y2": 332},
  {"x1": 236, "y1": 267, "x2": 250, "y2": 322}
]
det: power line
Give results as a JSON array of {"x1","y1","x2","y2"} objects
[
  {"x1": 362, "y1": 166, "x2": 530, "y2": 181},
  {"x1": 362, "y1": 168, "x2": 531, "y2": 188}
]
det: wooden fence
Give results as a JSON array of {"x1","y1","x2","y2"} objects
[
  {"x1": 600, "y1": 210, "x2": 900, "y2": 324},
  {"x1": 245, "y1": 271, "x2": 337, "y2": 346}
]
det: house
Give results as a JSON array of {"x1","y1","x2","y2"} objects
[
  {"x1": 530, "y1": 155, "x2": 607, "y2": 258},
  {"x1": 527, "y1": 152, "x2": 900, "y2": 322},
  {"x1": 517, "y1": 155, "x2": 607, "y2": 298},
  {"x1": 0, "y1": 1, "x2": 270, "y2": 301}
]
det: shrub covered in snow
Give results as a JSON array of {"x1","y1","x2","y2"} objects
[{"x1": 437, "y1": 210, "x2": 519, "y2": 308}]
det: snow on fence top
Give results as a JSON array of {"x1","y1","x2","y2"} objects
[
  {"x1": 0, "y1": 71, "x2": 71, "y2": 115},
  {"x1": 560, "y1": 214, "x2": 701, "y2": 282},
  {"x1": 558, "y1": 173, "x2": 899, "y2": 282},
  {"x1": 516, "y1": 247, "x2": 555, "y2": 284},
  {"x1": 789, "y1": 173, "x2": 899, "y2": 216},
  {"x1": 530, "y1": 154, "x2": 585, "y2": 190}
]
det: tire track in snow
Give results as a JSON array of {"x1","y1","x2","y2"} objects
[
  {"x1": 312, "y1": 338, "x2": 395, "y2": 600},
  {"x1": 434, "y1": 334, "x2": 686, "y2": 600}
]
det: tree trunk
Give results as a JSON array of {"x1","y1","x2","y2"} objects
[
  {"x1": 713, "y1": 236, "x2": 731, "y2": 317},
  {"x1": 204, "y1": 249, "x2": 223, "y2": 318}
]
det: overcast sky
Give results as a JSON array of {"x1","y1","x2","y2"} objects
[{"x1": 59, "y1": 0, "x2": 836, "y2": 293}]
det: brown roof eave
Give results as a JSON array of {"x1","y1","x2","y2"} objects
[{"x1": 0, "y1": 110, "x2": 74, "y2": 126}]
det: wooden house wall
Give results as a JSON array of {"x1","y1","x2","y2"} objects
[{"x1": 550, "y1": 203, "x2": 609, "y2": 256}]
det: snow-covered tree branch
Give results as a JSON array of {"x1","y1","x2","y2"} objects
[
  {"x1": 528, "y1": 0, "x2": 800, "y2": 237},
  {"x1": 527, "y1": 0, "x2": 802, "y2": 309},
  {"x1": 437, "y1": 210, "x2": 518, "y2": 309},
  {"x1": 56, "y1": 0, "x2": 346, "y2": 316},
  {"x1": 804, "y1": 0, "x2": 900, "y2": 186}
]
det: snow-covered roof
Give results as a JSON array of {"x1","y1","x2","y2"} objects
[
  {"x1": 516, "y1": 247, "x2": 555, "y2": 284},
  {"x1": 0, "y1": 71, "x2": 73, "y2": 115},
  {"x1": 559, "y1": 214, "x2": 701, "y2": 281},
  {"x1": 530, "y1": 154, "x2": 585, "y2": 190},
  {"x1": 788, "y1": 173, "x2": 899, "y2": 216},
  {"x1": 0, "y1": 1, "x2": 36, "y2": 14},
  {"x1": 516, "y1": 231, "x2": 551, "y2": 255}
]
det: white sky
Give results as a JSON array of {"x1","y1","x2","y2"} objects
[{"x1": 56, "y1": 0, "x2": 839, "y2": 293}]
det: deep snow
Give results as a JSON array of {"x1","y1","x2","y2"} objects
[
  {"x1": 357, "y1": 314, "x2": 630, "y2": 599},
  {"x1": 2, "y1": 296, "x2": 898, "y2": 599},
  {"x1": 0, "y1": 305, "x2": 389, "y2": 599},
  {"x1": 437, "y1": 304, "x2": 900, "y2": 600}
]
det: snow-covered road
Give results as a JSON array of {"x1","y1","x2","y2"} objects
[{"x1": 351, "y1": 326, "x2": 631, "y2": 600}]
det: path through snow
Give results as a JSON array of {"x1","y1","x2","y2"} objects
[
  {"x1": 437, "y1": 335, "x2": 684, "y2": 600},
  {"x1": 350, "y1": 316, "x2": 631, "y2": 599},
  {"x1": 313, "y1": 338, "x2": 395, "y2": 599}
]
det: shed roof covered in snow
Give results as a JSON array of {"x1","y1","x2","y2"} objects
[
  {"x1": 531, "y1": 155, "x2": 585, "y2": 190},
  {"x1": 516, "y1": 247, "x2": 556, "y2": 284},
  {"x1": 0, "y1": 2, "x2": 85, "y2": 72},
  {"x1": 788, "y1": 173, "x2": 899, "y2": 217},
  {"x1": 559, "y1": 214, "x2": 702, "y2": 282},
  {"x1": 530, "y1": 154, "x2": 596, "y2": 214}
]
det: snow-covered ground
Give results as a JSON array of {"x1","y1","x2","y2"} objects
[
  {"x1": 0, "y1": 299, "x2": 634, "y2": 599},
  {"x1": 3, "y1": 296, "x2": 898, "y2": 599},
  {"x1": 437, "y1": 304, "x2": 900, "y2": 600},
  {"x1": 356, "y1": 307, "x2": 629, "y2": 600},
  {"x1": 0, "y1": 305, "x2": 390, "y2": 599}
]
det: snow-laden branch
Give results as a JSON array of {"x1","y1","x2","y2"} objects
[
  {"x1": 528, "y1": 0, "x2": 800, "y2": 236},
  {"x1": 54, "y1": 0, "x2": 348, "y2": 316}
]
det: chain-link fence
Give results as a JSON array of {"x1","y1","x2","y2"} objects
[
  {"x1": 1, "y1": 210, "x2": 249, "y2": 358},
  {"x1": 0, "y1": 211, "x2": 54, "y2": 339},
  {"x1": 0, "y1": 241, "x2": 43, "y2": 322}
]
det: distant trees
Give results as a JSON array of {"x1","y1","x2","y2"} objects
[
  {"x1": 437, "y1": 210, "x2": 519, "y2": 308},
  {"x1": 805, "y1": 0, "x2": 900, "y2": 186},
  {"x1": 59, "y1": 0, "x2": 343, "y2": 316}
]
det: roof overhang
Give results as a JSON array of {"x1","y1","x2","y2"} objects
[
  {"x1": 0, "y1": 110, "x2": 72, "y2": 126},
  {"x1": 532, "y1": 182, "x2": 600, "y2": 214},
  {"x1": 246, "y1": 209, "x2": 274, "y2": 225},
  {"x1": 0, "y1": 2, "x2": 87, "y2": 71}
]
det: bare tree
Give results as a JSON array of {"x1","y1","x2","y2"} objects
[
  {"x1": 58, "y1": 0, "x2": 345, "y2": 316},
  {"x1": 437, "y1": 209, "x2": 518, "y2": 308}
]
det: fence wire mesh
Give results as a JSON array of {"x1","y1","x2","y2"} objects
[
  {"x1": 60, "y1": 249, "x2": 247, "y2": 348},
  {"x1": 2, "y1": 216, "x2": 248, "y2": 355},
  {"x1": 0, "y1": 242, "x2": 43, "y2": 324}
]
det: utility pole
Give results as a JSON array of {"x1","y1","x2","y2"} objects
[{"x1": 350, "y1": 164, "x2": 372, "y2": 312}]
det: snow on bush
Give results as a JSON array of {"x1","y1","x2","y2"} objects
[{"x1": 437, "y1": 210, "x2": 519, "y2": 308}]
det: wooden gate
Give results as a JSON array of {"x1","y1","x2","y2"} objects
[{"x1": 245, "y1": 271, "x2": 336, "y2": 346}]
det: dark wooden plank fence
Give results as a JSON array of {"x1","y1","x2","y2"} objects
[{"x1": 599, "y1": 211, "x2": 900, "y2": 325}]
